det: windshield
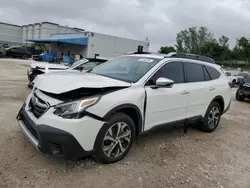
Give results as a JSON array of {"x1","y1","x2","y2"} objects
[
  {"x1": 89, "y1": 56, "x2": 161, "y2": 83},
  {"x1": 67, "y1": 59, "x2": 88, "y2": 67},
  {"x1": 225, "y1": 72, "x2": 231, "y2": 76},
  {"x1": 73, "y1": 61, "x2": 103, "y2": 71}
]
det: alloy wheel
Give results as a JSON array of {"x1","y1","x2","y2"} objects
[
  {"x1": 102, "y1": 122, "x2": 131, "y2": 158},
  {"x1": 208, "y1": 106, "x2": 220, "y2": 129}
]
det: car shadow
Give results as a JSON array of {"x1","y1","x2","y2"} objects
[
  {"x1": 136, "y1": 122, "x2": 199, "y2": 144},
  {"x1": 40, "y1": 123, "x2": 201, "y2": 167}
]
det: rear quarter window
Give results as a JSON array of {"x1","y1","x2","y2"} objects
[{"x1": 205, "y1": 66, "x2": 220, "y2": 80}]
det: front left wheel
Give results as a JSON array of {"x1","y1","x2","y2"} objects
[{"x1": 94, "y1": 112, "x2": 135, "y2": 164}]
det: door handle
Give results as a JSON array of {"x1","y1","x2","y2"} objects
[
  {"x1": 181, "y1": 90, "x2": 189, "y2": 95},
  {"x1": 209, "y1": 87, "x2": 215, "y2": 91}
]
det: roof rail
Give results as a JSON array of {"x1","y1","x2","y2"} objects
[
  {"x1": 165, "y1": 52, "x2": 215, "y2": 64},
  {"x1": 126, "y1": 51, "x2": 154, "y2": 55}
]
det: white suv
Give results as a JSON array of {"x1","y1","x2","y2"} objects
[{"x1": 17, "y1": 52, "x2": 231, "y2": 163}]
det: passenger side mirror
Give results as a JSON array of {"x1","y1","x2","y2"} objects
[{"x1": 154, "y1": 77, "x2": 174, "y2": 88}]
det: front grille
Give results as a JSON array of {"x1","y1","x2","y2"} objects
[
  {"x1": 29, "y1": 94, "x2": 48, "y2": 118},
  {"x1": 18, "y1": 106, "x2": 38, "y2": 139},
  {"x1": 21, "y1": 113, "x2": 38, "y2": 139}
]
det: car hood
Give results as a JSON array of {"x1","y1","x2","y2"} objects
[
  {"x1": 34, "y1": 72, "x2": 131, "y2": 94},
  {"x1": 30, "y1": 62, "x2": 69, "y2": 70}
]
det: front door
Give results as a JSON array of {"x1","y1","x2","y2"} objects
[{"x1": 144, "y1": 61, "x2": 189, "y2": 131}]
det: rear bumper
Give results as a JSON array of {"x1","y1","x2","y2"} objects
[{"x1": 17, "y1": 104, "x2": 93, "y2": 159}]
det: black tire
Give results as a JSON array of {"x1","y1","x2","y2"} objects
[
  {"x1": 200, "y1": 101, "x2": 222, "y2": 133},
  {"x1": 23, "y1": 55, "x2": 28, "y2": 60},
  {"x1": 94, "y1": 112, "x2": 135, "y2": 164},
  {"x1": 236, "y1": 89, "x2": 245, "y2": 101}
]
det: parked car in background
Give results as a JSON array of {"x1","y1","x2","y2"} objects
[
  {"x1": 5, "y1": 46, "x2": 32, "y2": 59},
  {"x1": 234, "y1": 72, "x2": 250, "y2": 84},
  {"x1": 224, "y1": 72, "x2": 236, "y2": 87},
  {"x1": 27, "y1": 58, "x2": 108, "y2": 88},
  {"x1": 17, "y1": 52, "x2": 231, "y2": 163},
  {"x1": 236, "y1": 75, "x2": 250, "y2": 102}
]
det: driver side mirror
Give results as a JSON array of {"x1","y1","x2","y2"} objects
[{"x1": 152, "y1": 77, "x2": 174, "y2": 89}]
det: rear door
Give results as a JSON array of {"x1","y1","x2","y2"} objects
[
  {"x1": 184, "y1": 62, "x2": 211, "y2": 118},
  {"x1": 144, "y1": 61, "x2": 190, "y2": 130},
  {"x1": 203, "y1": 65, "x2": 228, "y2": 110}
]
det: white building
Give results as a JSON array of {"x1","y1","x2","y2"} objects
[
  {"x1": 0, "y1": 21, "x2": 149, "y2": 59},
  {"x1": 0, "y1": 22, "x2": 23, "y2": 46},
  {"x1": 0, "y1": 21, "x2": 85, "y2": 46},
  {"x1": 30, "y1": 32, "x2": 149, "y2": 59}
]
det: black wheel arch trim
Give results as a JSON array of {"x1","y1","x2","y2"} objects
[
  {"x1": 103, "y1": 103, "x2": 143, "y2": 134},
  {"x1": 210, "y1": 95, "x2": 225, "y2": 111}
]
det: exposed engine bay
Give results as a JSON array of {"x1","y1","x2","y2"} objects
[{"x1": 40, "y1": 86, "x2": 128, "y2": 101}]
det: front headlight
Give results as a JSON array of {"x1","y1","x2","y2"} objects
[{"x1": 54, "y1": 97, "x2": 99, "y2": 118}]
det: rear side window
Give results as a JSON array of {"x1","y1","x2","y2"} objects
[
  {"x1": 185, "y1": 63, "x2": 205, "y2": 82},
  {"x1": 147, "y1": 62, "x2": 184, "y2": 85},
  {"x1": 203, "y1": 66, "x2": 211, "y2": 81},
  {"x1": 205, "y1": 66, "x2": 220, "y2": 80}
]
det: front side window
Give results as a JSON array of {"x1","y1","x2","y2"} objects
[
  {"x1": 90, "y1": 56, "x2": 160, "y2": 83},
  {"x1": 18, "y1": 48, "x2": 25, "y2": 52},
  {"x1": 146, "y1": 62, "x2": 184, "y2": 85},
  {"x1": 185, "y1": 63, "x2": 205, "y2": 82}
]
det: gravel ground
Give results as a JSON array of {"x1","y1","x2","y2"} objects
[{"x1": 0, "y1": 59, "x2": 250, "y2": 188}]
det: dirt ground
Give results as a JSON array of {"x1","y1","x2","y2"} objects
[{"x1": 0, "y1": 59, "x2": 250, "y2": 188}]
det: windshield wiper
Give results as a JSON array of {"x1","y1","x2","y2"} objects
[{"x1": 86, "y1": 68, "x2": 93, "y2": 73}]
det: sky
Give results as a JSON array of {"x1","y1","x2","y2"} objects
[{"x1": 0, "y1": 0, "x2": 250, "y2": 51}]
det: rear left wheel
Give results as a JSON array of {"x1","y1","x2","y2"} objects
[
  {"x1": 200, "y1": 102, "x2": 221, "y2": 132},
  {"x1": 94, "y1": 112, "x2": 135, "y2": 164}
]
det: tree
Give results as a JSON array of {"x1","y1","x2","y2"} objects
[
  {"x1": 159, "y1": 46, "x2": 176, "y2": 54},
  {"x1": 176, "y1": 26, "x2": 215, "y2": 53},
  {"x1": 237, "y1": 37, "x2": 250, "y2": 60},
  {"x1": 200, "y1": 41, "x2": 229, "y2": 61}
]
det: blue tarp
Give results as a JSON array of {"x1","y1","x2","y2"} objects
[
  {"x1": 41, "y1": 53, "x2": 57, "y2": 62},
  {"x1": 27, "y1": 37, "x2": 88, "y2": 46}
]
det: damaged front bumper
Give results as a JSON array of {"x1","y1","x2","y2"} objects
[{"x1": 17, "y1": 104, "x2": 104, "y2": 159}]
